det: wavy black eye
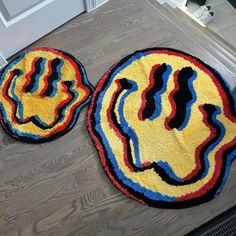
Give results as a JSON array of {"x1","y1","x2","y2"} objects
[
  {"x1": 23, "y1": 57, "x2": 45, "y2": 93},
  {"x1": 166, "y1": 67, "x2": 197, "y2": 131},
  {"x1": 40, "y1": 58, "x2": 63, "y2": 97},
  {"x1": 139, "y1": 63, "x2": 170, "y2": 121}
]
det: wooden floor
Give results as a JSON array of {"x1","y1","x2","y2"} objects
[{"x1": 0, "y1": 0, "x2": 235, "y2": 235}]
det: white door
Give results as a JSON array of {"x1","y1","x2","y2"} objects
[{"x1": 0, "y1": 0, "x2": 86, "y2": 59}]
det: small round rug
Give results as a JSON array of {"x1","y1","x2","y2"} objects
[
  {"x1": 87, "y1": 48, "x2": 236, "y2": 208},
  {"x1": 0, "y1": 48, "x2": 93, "y2": 143}
]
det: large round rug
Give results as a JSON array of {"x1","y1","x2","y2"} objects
[{"x1": 87, "y1": 48, "x2": 236, "y2": 208}]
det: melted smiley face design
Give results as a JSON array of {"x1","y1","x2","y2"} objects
[
  {"x1": 88, "y1": 48, "x2": 236, "y2": 208},
  {"x1": 0, "y1": 48, "x2": 93, "y2": 142}
]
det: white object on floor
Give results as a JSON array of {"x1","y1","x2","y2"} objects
[
  {"x1": 198, "y1": 11, "x2": 215, "y2": 25},
  {"x1": 192, "y1": 5, "x2": 211, "y2": 19}
]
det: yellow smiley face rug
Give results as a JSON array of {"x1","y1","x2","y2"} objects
[
  {"x1": 0, "y1": 48, "x2": 93, "y2": 143},
  {"x1": 87, "y1": 48, "x2": 236, "y2": 208}
]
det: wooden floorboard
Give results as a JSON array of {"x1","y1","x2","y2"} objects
[{"x1": 0, "y1": 0, "x2": 235, "y2": 235}]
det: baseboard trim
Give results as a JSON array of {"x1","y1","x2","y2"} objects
[
  {"x1": 85, "y1": 0, "x2": 109, "y2": 12},
  {"x1": 0, "y1": 51, "x2": 7, "y2": 70}
]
